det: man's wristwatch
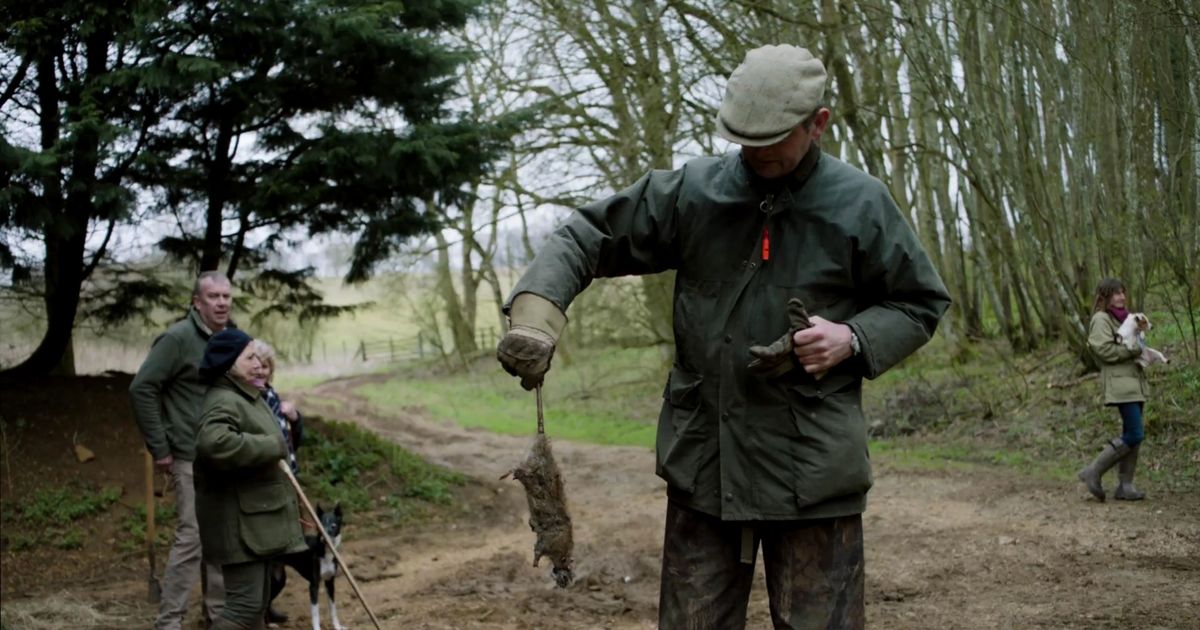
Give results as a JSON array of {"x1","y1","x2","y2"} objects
[{"x1": 849, "y1": 330, "x2": 861, "y2": 356}]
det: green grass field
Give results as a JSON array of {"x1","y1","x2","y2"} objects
[
  {"x1": 0, "y1": 271, "x2": 513, "y2": 372},
  {"x1": 355, "y1": 347, "x2": 664, "y2": 447},
  {"x1": 347, "y1": 322, "x2": 1199, "y2": 491}
]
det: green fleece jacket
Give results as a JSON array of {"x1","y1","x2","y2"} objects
[{"x1": 129, "y1": 309, "x2": 216, "y2": 461}]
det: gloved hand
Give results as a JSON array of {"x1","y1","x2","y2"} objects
[
  {"x1": 497, "y1": 293, "x2": 566, "y2": 390},
  {"x1": 747, "y1": 298, "x2": 813, "y2": 378},
  {"x1": 498, "y1": 326, "x2": 556, "y2": 390}
]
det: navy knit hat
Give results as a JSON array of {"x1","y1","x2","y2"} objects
[{"x1": 199, "y1": 329, "x2": 253, "y2": 383}]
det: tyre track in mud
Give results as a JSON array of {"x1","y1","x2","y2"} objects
[{"x1": 297, "y1": 373, "x2": 1200, "y2": 630}]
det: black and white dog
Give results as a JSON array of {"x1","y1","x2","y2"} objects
[{"x1": 279, "y1": 503, "x2": 347, "y2": 630}]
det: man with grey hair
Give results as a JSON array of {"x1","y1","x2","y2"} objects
[
  {"x1": 131, "y1": 270, "x2": 232, "y2": 628},
  {"x1": 497, "y1": 44, "x2": 950, "y2": 628}
]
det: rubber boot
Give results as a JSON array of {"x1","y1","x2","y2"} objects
[
  {"x1": 1113, "y1": 444, "x2": 1146, "y2": 501},
  {"x1": 1077, "y1": 438, "x2": 1129, "y2": 502}
]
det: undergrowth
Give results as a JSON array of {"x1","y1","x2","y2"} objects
[
  {"x1": 297, "y1": 417, "x2": 466, "y2": 526},
  {"x1": 1, "y1": 482, "x2": 122, "y2": 551}
]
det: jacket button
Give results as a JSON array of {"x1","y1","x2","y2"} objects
[
  {"x1": 724, "y1": 493, "x2": 734, "y2": 502},
  {"x1": 721, "y1": 412, "x2": 730, "y2": 422},
  {"x1": 724, "y1": 335, "x2": 732, "y2": 344}
]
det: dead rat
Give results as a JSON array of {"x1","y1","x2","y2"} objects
[{"x1": 501, "y1": 385, "x2": 575, "y2": 587}]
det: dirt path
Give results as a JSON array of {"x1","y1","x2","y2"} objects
[
  {"x1": 6, "y1": 372, "x2": 1196, "y2": 629},
  {"x1": 288, "y1": 374, "x2": 1200, "y2": 630}
]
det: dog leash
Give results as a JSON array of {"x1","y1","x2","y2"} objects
[{"x1": 280, "y1": 460, "x2": 383, "y2": 630}]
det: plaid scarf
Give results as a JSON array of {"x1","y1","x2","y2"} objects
[{"x1": 263, "y1": 386, "x2": 299, "y2": 474}]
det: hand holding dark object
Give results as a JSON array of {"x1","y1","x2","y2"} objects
[
  {"x1": 497, "y1": 293, "x2": 566, "y2": 391},
  {"x1": 793, "y1": 316, "x2": 855, "y2": 375},
  {"x1": 748, "y1": 298, "x2": 814, "y2": 377},
  {"x1": 497, "y1": 326, "x2": 557, "y2": 390}
]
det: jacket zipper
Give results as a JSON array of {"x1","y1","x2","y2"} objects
[{"x1": 759, "y1": 194, "x2": 774, "y2": 262}]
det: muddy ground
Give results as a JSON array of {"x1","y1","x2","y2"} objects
[{"x1": 2, "y1": 372, "x2": 1198, "y2": 629}]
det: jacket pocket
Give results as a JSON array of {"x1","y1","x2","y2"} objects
[
  {"x1": 1106, "y1": 370, "x2": 1146, "y2": 403},
  {"x1": 786, "y1": 371, "x2": 860, "y2": 399},
  {"x1": 786, "y1": 385, "x2": 873, "y2": 509},
  {"x1": 236, "y1": 481, "x2": 295, "y2": 556},
  {"x1": 655, "y1": 368, "x2": 707, "y2": 493},
  {"x1": 674, "y1": 277, "x2": 720, "y2": 367}
]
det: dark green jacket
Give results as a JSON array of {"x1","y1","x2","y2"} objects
[
  {"x1": 1087, "y1": 311, "x2": 1147, "y2": 405},
  {"x1": 195, "y1": 375, "x2": 306, "y2": 566},
  {"x1": 510, "y1": 148, "x2": 950, "y2": 520},
  {"x1": 130, "y1": 309, "x2": 215, "y2": 461}
]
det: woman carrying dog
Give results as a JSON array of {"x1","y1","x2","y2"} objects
[
  {"x1": 195, "y1": 329, "x2": 308, "y2": 629},
  {"x1": 1078, "y1": 278, "x2": 1149, "y2": 502}
]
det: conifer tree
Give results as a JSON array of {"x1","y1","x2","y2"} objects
[
  {"x1": 137, "y1": 0, "x2": 511, "y2": 282},
  {"x1": 1, "y1": 0, "x2": 170, "y2": 375},
  {"x1": 1, "y1": 0, "x2": 518, "y2": 374}
]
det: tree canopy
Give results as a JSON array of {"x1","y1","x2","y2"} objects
[
  {"x1": 2, "y1": 0, "x2": 1197, "y2": 373},
  {"x1": 0, "y1": 0, "x2": 520, "y2": 374}
]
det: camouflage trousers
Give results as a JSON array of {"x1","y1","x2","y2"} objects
[{"x1": 659, "y1": 500, "x2": 864, "y2": 630}]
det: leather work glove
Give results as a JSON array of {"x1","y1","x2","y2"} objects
[
  {"x1": 747, "y1": 297, "x2": 814, "y2": 378},
  {"x1": 497, "y1": 293, "x2": 567, "y2": 390}
]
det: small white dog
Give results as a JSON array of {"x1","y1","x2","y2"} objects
[{"x1": 1115, "y1": 313, "x2": 1169, "y2": 368}]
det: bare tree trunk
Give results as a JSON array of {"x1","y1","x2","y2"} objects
[
  {"x1": 200, "y1": 117, "x2": 234, "y2": 272},
  {"x1": 432, "y1": 230, "x2": 478, "y2": 357}
]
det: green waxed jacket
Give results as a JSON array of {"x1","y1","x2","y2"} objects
[
  {"x1": 509, "y1": 147, "x2": 951, "y2": 521},
  {"x1": 130, "y1": 309, "x2": 215, "y2": 461},
  {"x1": 195, "y1": 375, "x2": 307, "y2": 566},
  {"x1": 1087, "y1": 311, "x2": 1148, "y2": 405}
]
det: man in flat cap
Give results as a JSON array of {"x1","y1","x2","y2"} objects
[{"x1": 498, "y1": 44, "x2": 949, "y2": 628}]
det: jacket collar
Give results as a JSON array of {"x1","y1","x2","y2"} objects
[
  {"x1": 189, "y1": 308, "x2": 214, "y2": 338},
  {"x1": 791, "y1": 142, "x2": 822, "y2": 187},
  {"x1": 215, "y1": 373, "x2": 264, "y2": 402},
  {"x1": 188, "y1": 307, "x2": 237, "y2": 339},
  {"x1": 736, "y1": 143, "x2": 823, "y2": 195}
]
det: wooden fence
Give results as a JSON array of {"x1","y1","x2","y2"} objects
[{"x1": 350, "y1": 327, "x2": 499, "y2": 364}]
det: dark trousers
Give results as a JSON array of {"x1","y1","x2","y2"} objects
[
  {"x1": 659, "y1": 500, "x2": 865, "y2": 630},
  {"x1": 1116, "y1": 402, "x2": 1145, "y2": 447},
  {"x1": 211, "y1": 560, "x2": 271, "y2": 630}
]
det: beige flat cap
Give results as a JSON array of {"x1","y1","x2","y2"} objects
[{"x1": 716, "y1": 45, "x2": 828, "y2": 147}]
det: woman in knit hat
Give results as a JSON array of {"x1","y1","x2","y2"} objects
[{"x1": 193, "y1": 329, "x2": 308, "y2": 629}]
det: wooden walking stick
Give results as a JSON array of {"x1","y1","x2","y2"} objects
[
  {"x1": 278, "y1": 460, "x2": 383, "y2": 630},
  {"x1": 144, "y1": 451, "x2": 162, "y2": 603}
]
